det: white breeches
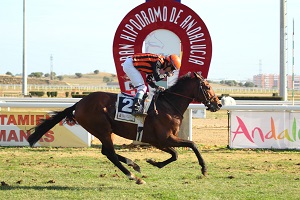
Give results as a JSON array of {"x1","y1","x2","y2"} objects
[{"x1": 123, "y1": 57, "x2": 147, "y2": 94}]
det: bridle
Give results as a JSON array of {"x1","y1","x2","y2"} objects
[
  {"x1": 164, "y1": 78, "x2": 215, "y2": 107},
  {"x1": 197, "y1": 79, "x2": 217, "y2": 108}
]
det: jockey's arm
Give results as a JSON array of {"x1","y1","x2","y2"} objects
[
  {"x1": 152, "y1": 61, "x2": 166, "y2": 82},
  {"x1": 146, "y1": 75, "x2": 158, "y2": 88},
  {"x1": 146, "y1": 75, "x2": 165, "y2": 91}
]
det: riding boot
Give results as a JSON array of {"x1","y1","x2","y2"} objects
[{"x1": 132, "y1": 92, "x2": 144, "y2": 116}]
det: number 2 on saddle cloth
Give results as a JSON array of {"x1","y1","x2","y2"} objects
[{"x1": 114, "y1": 90, "x2": 161, "y2": 141}]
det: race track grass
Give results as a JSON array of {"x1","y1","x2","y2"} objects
[{"x1": 0, "y1": 146, "x2": 299, "y2": 200}]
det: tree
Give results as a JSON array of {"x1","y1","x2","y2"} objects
[
  {"x1": 244, "y1": 81, "x2": 255, "y2": 87},
  {"x1": 103, "y1": 76, "x2": 112, "y2": 83},
  {"x1": 75, "y1": 73, "x2": 83, "y2": 78},
  {"x1": 94, "y1": 70, "x2": 99, "y2": 74},
  {"x1": 238, "y1": 82, "x2": 244, "y2": 87},
  {"x1": 57, "y1": 75, "x2": 64, "y2": 81},
  {"x1": 223, "y1": 80, "x2": 235, "y2": 86},
  {"x1": 28, "y1": 72, "x2": 43, "y2": 78},
  {"x1": 6, "y1": 71, "x2": 13, "y2": 76}
]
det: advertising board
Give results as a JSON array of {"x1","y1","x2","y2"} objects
[
  {"x1": 0, "y1": 111, "x2": 91, "y2": 147},
  {"x1": 230, "y1": 111, "x2": 300, "y2": 149}
]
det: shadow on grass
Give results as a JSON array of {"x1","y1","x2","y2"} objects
[
  {"x1": 0, "y1": 184, "x2": 117, "y2": 191},
  {"x1": 0, "y1": 185, "x2": 75, "y2": 191},
  {"x1": 92, "y1": 143, "x2": 152, "y2": 151},
  {"x1": 1, "y1": 144, "x2": 298, "y2": 153}
]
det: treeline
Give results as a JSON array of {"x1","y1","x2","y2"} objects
[
  {"x1": 5, "y1": 70, "x2": 116, "y2": 83},
  {"x1": 219, "y1": 80, "x2": 255, "y2": 87},
  {"x1": 6, "y1": 70, "x2": 255, "y2": 87}
]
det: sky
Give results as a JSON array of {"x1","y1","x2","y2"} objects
[{"x1": 0, "y1": 0, "x2": 299, "y2": 81}]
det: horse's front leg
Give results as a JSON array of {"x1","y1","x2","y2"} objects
[
  {"x1": 187, "y1": 141, "x2": 207, "y2": 176},
  {"x1": 164, "y1": 136, "x2": 207, "y2": 176},
  {"x1": 146, "y1": 147, "x2": 178, "y2": 168}
]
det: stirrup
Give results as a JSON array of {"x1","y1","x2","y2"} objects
[
  {"x1": 132, "y1": 110, "x2": 144, "y2": 116},
  {"x1": 132, "y1": 102, "x2": 145, "y2": 116},
  {"x1": 132, "y1": 95, "x2": 147, "y2": 116},
  {"x1": 132, "y1": 107, "x2": 145, "y2": 116}
]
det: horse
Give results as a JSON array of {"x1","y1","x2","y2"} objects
[{"x1": 27, "y1": 72, "x2": 222, "y2": 184}]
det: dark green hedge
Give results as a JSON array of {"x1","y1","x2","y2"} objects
[
  {"x1": 71, "y1": 94, "x2": 88, "y2": 98},
  {"x1": 71, "y1": 91, "x2": 93, "y2": 98},
  {"x1": 82, "y1": 92, "x2": 92, "y2": 95},
  {"x1": 29, "y1": 91, "x2": 45, "y2": 97},
  {"x1": 46, "y1": 91, "x2": 58, "y2": 97}
]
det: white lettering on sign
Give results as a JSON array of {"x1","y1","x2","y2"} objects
[
  {"x1": 120, "y1": 6, "x2": 183, "y2": 43},
  {"x1": 118, "y1": 44, "x2": 135, "y2": 62},
  {"x1": 180, "y1": 15, "x2": 207, "y2": 66}
]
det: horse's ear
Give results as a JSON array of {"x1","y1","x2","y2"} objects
[{"x1": 194, "y1": 72, "x2": 203, "y2": 80}]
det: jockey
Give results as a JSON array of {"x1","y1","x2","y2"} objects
[{"x1": 123, "y1": 53, "x2": 181, "y2": 115}]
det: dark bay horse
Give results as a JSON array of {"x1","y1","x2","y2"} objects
[{"x1": 27, "y1": 72, "x2": 222, "y2": 184}]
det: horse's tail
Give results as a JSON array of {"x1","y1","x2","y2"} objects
[{"x1": 27, "y1": 103, "x2": 77, "y2": 147}]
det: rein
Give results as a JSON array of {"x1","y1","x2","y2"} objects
[
  {"x1": 160, "y1": 86, "x2": 199, "y2": 118},
  {"x1": 162, "y1": 96, "x2": 185, "y2": 119},
  {"x1": 156, "y1": 75, "x2": 215, "y2": 117},
  {"x1": 164, "y1": 79, "x2": 213, "y2": 107},
  {"x1": 164, "y1": 90, "x2": 194, "y2": 101}
]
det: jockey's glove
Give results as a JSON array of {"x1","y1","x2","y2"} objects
[
  {"x1": 165, "y1": 71, "x2": 173, "y2": 77},
  {"x1": 157, "y1": 86, "x2": 165, "y2": 91}
]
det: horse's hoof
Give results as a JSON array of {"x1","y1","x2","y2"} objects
[
  {"x1": 136, "y1": 178, "x2": 146, "y2": 185},
  {"x1": 202, "y1": 169, "x2": 208, "y2": 176},
  {"x1": 133, "y1": 165, "x2": 141, "y2": 173},
  {"x1": 146, "y1": 159, "x2": 157, "y2": 166}
]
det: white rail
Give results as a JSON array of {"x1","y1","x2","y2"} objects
[
  {"x1": 2, "y1": 99, "x2": 300, "y2": 142},
  {"x1": 3, "y1": 99, "x2": 299, "y2": 109},
  {"x1": 1, "y1": 97, "x2": 300, "y2": 105}
]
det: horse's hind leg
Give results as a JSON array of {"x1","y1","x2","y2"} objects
[
  {"x1": 102, "y1": 145, "x2": 141, "y2": 173},
  {"x1": 146, "y1": 147, "x2": 177, "y2": 168},
  {"x1": 100, "y1": 141, "x2": 145, "y2": 184}
]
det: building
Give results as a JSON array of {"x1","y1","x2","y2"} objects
[{"x1": 253, "y1": 74, "x2": 300, "y2": 89}]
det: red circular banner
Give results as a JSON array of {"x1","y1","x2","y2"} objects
[{"x1": 113, "y1": 0, "x2": 212, "y2": 93}]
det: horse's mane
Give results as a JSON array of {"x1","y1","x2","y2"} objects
[{"x1": 167, "y1": 73, "x2": 193, "y2": 92}]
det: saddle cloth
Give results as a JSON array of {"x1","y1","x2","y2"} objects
[{"x1": 114, "y1": 93, "x2": 152, "y2": 124}]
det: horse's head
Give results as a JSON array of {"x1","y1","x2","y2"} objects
[{"x1": 194, "y1": 72, "x2": 222, "y2": 112}]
